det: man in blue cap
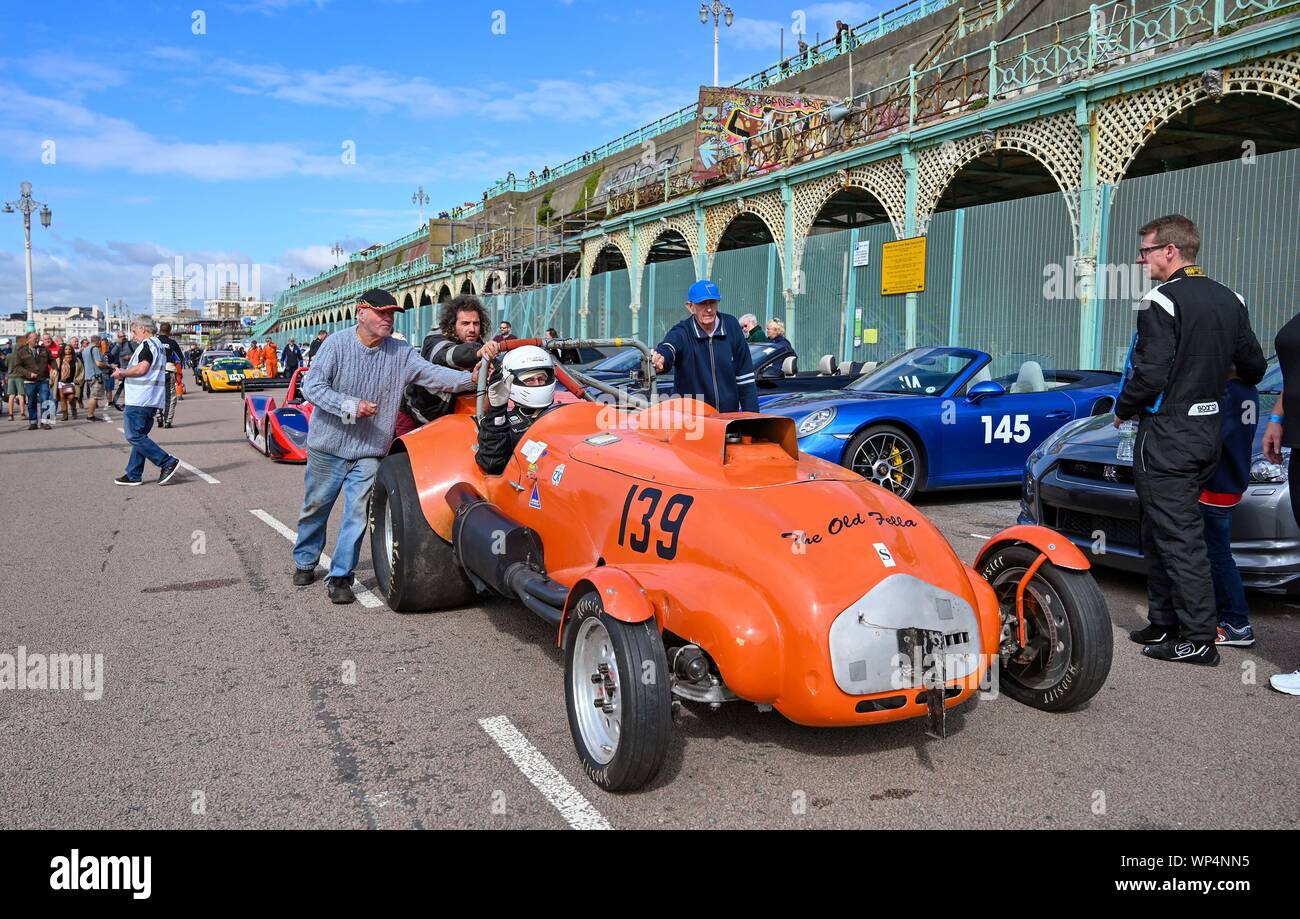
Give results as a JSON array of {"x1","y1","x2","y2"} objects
[{"x1": 650, "y1": 279, "x2": 759, "y2": 413}]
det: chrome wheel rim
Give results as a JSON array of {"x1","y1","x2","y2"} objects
[
  {"x1": 851, "y1": 432, "x2": 917, "y2": 497},
  {"x1": 382, "y1": 499, "x2": 396, "y2": 572},
  {"x1": 571, "y1": 616, "x2": 620, "y2": 765}
]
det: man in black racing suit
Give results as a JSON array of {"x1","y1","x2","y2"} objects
[
  {"x1": 1118, "y1": 214, "x2": 1266, "y2": 666},
  {"x1": 476, "y1": 345, "x2": 560, "y2": 475}
]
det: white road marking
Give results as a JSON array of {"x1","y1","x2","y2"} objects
[
  {"x1": 177, "y1": 460, "x2": 220, "y2": 485},
  {"x1": 248, "y1": 508, "x2": 384, "y2": 609},
  {"x1": 478, "y1": 715, "x2": 612, "y2": 830},
  {"x1": 970, "y1": 533, "x2": 992, "y2": 540},
  {"x1": 114, "y1": 426, "x2": 220, "y2": 484}
]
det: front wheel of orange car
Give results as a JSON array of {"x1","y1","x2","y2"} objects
[
  {"x1": 980, "y1": 545, "x2": 1112, "y2": 712},
  {"x1": 564, "y1": 592, "x2": 671, "y2": 793},
  {"x1": 369, "y1": 452, "x2": 476, "y2": 612}
]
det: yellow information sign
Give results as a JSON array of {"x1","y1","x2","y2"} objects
[{"x1": 880, "y1": 236, "x2": 927, "y2": 295}]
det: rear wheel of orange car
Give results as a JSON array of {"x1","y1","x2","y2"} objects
[
  {"x1": 564, "y1": 592, "x2": 671, "y2": 793},
  {"x1": 369, "y1": 452, "x2": 475, "y2": 612},
  {"x1": 981, "y1": 545, "x2": 1113, "y2": 712}
]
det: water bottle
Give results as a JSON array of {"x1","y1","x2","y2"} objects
[{"x1": 1116, "y1": 420, "x2": 1138, "y2": 462}]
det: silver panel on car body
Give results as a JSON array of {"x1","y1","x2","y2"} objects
[{"x1": 828, "y1": 573, "x2": 981, "y2": 695}]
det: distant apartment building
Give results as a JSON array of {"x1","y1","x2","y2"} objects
[{"x1": 151, "y1": 276, "x2": 189, "y2": 318}]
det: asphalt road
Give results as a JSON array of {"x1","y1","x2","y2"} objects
[{"x1": 1, "y1": 384, "x2": 1297, "y2": 830}]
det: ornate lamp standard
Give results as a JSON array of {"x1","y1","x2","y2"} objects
[
  {"x1": 411, "y1": 186, "x2": 430, "y2": 226},
  {"x1": 2, "y1": 182, "x2": 53, "y2": 333},
  {"x1": 699, "y1": 2, "x2": 735, "y2": 87}
]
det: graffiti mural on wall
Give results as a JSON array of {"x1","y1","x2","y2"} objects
[
  {"x1": 692, "y1": 86, "x2": 835, "y2": 183},
  {"x1": 599, "y1": 144, "x2": 682, "y2": 196}
]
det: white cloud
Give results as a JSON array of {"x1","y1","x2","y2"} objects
[
  {"x1": 727, "y1": 18, "x2": 786, "y2": 52},
  {"x1": 27, "y1": 54, "x2": 127, "y2": 93},
  {"x1": 0, "y1": 85, "x2": 351, "y2": 181}
]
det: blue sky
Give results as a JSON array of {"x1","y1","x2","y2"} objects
[{"x1": 0, "y1": 0, "x2": 876, "y2": 314}]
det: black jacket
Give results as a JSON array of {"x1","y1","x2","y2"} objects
[
  {"x1": 158, "y1": 335, "x2": 184, "y2": 368},
  {"x1": 282, "y1": 344, "x2": 303, "y2": 370},
  {"x1": 476, "y1": 402, "x2": 559, "y2": 475},
  {"x1": 654, "y1": 312, "x2": 759, "y2": 413},
  {"x1": 1116, "y1": 266, "x2": 1266, "y2": 420},
  {"x1": 404, "y1": 333, "x2": 480, "y2": 423}
]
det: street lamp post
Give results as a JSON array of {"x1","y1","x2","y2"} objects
[
  {"x1": 699, "y1": 2, "x2": 735, "y2": 87},
  {"x1": 2, "y1": 182, "x2": 53, "y2": 333},
  {"x1": 331, "y1": 243, "x2": 344, "y2": 267},
  {"x1": 411, "y1": 186, "x2": 430, "y2": 226}
]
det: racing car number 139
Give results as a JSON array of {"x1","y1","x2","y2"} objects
[{"x1": 617, "y1": 484, "x2": 694, "y2": 560}]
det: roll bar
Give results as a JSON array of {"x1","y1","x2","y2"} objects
[{"x1": 475, "y1": 337, "x2": 657, "y2": 418}]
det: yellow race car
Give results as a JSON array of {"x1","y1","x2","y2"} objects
[{"x1": 203, "y1": 357, "x2": 264, "y2": 392}]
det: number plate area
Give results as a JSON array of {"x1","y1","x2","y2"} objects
[{"x1": 827, "y1": 574, "x2": 980, "y2": 695}]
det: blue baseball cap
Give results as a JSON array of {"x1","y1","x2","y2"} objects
[{"x1": 687, "y1": 279, "x2": 721, "y2": 303}]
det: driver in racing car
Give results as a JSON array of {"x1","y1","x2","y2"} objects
[{"x1": 476, "y1": 345, "x2": 559, "y2": 475}]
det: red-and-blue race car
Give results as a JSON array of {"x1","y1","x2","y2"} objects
[{"x1": 242, "y1": 368, "x2": 312, "y2": 462}]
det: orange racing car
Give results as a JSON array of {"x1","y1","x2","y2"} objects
[{"x1": 369, "y1": 338, "x2": 1113, "y2": 791}]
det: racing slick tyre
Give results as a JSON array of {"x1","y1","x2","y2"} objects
[
  {"x1": 845, "y1": 424, "x2": 926, "y2": 503},
  {"x1": 369, "y1": 452, "x2": 475, "y2": 612},
  {"x1": 980, "y1": 545, "x2": 1112, "y2": 712},
  {"x1": 261, "y1": 417, "x2": 272, "y2": 458},
  {"x1": 563, "y1": 592, "x2": 672, "y2": 793}
]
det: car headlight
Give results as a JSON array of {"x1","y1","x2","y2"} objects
[
  {"x1": 1250, "y1": 449, "x2": 1290, "y2": 483},
  {"x1": 1033, "y1": 416, "x2": 1093, "y2": 460},
  {"x1": 797, "y1": 407, "x2": 836, "y2": 437}
]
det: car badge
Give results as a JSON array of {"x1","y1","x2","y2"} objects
[
  {"x1": 552, "y1": 463, "x2": 566, "y2": 486},
  {"x1": 585, "y1": 433, "x2": 620, "y2": 446},
  {"x1": 529, "y1": 483, "x2": 541, "y2": 509},
  {"x1": 1103, "y1": 465, "x2": 1119, "y2": 482},
  {"x1": 526, "y1": 462, "x2": 539, "y2": 480}
]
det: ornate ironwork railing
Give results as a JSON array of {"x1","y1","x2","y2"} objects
[
  {"x1": 474, "y1": 0, "x2": 962, "y2": 203},
  {"x1": 278, "y1": 254, "x2": 433, "y2": 318},
  {"x1": 709, "y1": 0, "x2": 1296, "y2": 185},
  {"x1": 278, "y1": 0, "x2": 1296, "y2": 303}
]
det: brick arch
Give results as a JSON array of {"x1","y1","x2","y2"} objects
[{"x1": 1096, "y1": 51, "x2": 1300, "y2": 188}]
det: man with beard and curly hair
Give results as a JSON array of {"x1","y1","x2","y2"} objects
[{"x1": 395, "y1": 294, "x2": 500, "y2": 437}]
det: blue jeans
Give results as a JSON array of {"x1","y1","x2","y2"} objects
[
  {"x1": 1202, "y1": 503, "x2": 1249, "y2": 629},
  {"x1": 293, "y1": 449, "x2": 380, "y2": 579},
  {"x1": 24, "y1": 380, "x2": 50, "y2": 423},
  {"x1": 123, "y1": 404, "x2": 174, "y2": 480}
]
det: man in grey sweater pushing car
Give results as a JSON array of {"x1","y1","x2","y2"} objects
[{"x1": 294, "y1": 288, "x2": 471, "y2": 604}]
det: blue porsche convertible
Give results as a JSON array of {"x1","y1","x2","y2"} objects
[{"x1": 761, "y1": 346, "x2": 1121, "y2": 501}]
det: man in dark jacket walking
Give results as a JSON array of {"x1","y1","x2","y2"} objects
[
  {"x1": 306, "y1": 329, "x2": 328, "y2": 367},
  {"x1": 13, "y1": 331, "x2": 54, "y2": 430},
  {"x1": 650, "y1": 279, "x2": 758, "y2": 413},
  {"x1": 1118, "y1": 214, "x2": 1266, "y2": 666},
  {"x1": 282, "y1": 339, "x2": 304, "y2": 378}
]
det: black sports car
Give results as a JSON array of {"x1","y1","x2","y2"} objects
[{"x1": 1018, "y1": 357, "x2": 1297, "y2": 593}]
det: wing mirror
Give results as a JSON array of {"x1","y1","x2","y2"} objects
[{"x1": 967, "y1": 380, "x2": 1006, "y2": 402}]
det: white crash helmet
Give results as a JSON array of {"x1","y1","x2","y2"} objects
[{"x1": 502, "y1": 345, "x2": 556, "y2": 409}]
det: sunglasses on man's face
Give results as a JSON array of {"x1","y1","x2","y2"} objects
[{"x1": 1137, "y1": 243, "x2": 1172, "y2": 257}]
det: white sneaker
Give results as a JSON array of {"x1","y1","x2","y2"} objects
[{"x1": 1269, "y1": 670, "x2": 1300, "y2": 696}]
